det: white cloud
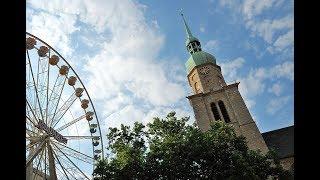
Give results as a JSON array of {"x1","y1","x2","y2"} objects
[
  {"x1": 239, "y1": 60, "x2": 293, "y2": 98},
  {"x1": 243, "y1": 0, "x2": 277, "y2": 20},
  {"x1": 104, "y1": 105, "x2": 145, "y2": 129},
  {"x1": 218, "y1": 0, "x2": 293, "y2": 56},
  {"x1": 273, "y1": 29, "x2": 294, "y2": 51},
  {"x1": 220, "y1": 57, "x2": 245, "y2": 82},
  {"x1": 27, "y1": 0, "x2": 188, "y2": 131},
  {"x1": 269, "y1": 61, "x2": 294, "y2": 81},
  {"x1": 204, "y1": 40, "x2": 219, "y2": 52},
  {"x1": 239, "y1": 68, "x2": 267, "y2": 101},
  {"x1": 27, "y1": 11, "x2": 79, "y2": 57},
  {"x1": 101, "y1": 93, "x2": 131, "y2": 117},
  {"x1": 245, "y1": 15, "x2": 293, "y2": 44},
  {"x1": 103, "y1": 105, "x2": 193, "y2": 130},
  {"x1": 221, "y1": 58, "x2": 293, "y2": 115},
  {"x1": 268, "y1": 82, "x2": 282, "y2": 96},
  {"x1": 266, "y1": 96, "x2": 290, "y2": 114},
  {"x1": 85, "y1": 56, "x2": 186, "y2": 106}
]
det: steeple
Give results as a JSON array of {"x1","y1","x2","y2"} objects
[
  {"x1": 181, "y1": 11, "x2": 269, "y2": 155},
  {"x1": 180, "y1": 11, "x2": 193, "y2": 39},
  {"x1": 180, "y1": 11, "x2": 201, "y2": 54},
  {"x1": 180, "y1": 10, "x2": 217, "y2": 74}
]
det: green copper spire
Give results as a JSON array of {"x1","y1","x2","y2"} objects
[
  {"x1": 180, "y1": 10, "x2": 199, "y2": 47},
  {"x1": 180, "y1": 11, "x2": 193, "y2": 39},
  {"x1": 180, "y1": 10, "x2": 217, "y2": 74}
]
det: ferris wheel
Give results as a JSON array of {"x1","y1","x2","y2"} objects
[{"x1": 26, "y1": 32, "x2": 104, "y2": 180}]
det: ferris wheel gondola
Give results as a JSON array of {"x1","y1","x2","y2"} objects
[{"x1": 26, "y1": 32, "x2": 104, "y2": 180}]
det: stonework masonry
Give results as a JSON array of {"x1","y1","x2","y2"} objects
[
  {"x1": 187, "y1": 81, "x2": 269, "y2": 154},
  {"x1": 181, "y1": 13, "x2": 292, "y2": 172}
]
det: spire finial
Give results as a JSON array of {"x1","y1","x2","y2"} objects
[{"x1": 180, "y1": 9, "x2": 193, "y2": 38}]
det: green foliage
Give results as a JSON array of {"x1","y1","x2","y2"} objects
[{"x1": 93, "y1": 112, "x2": 293, "y2": 180}]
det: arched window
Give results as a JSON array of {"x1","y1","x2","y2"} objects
[
  {"x1": 194, "y1": 82, "x2": 200, "y2": 93},
  {"x1": 218, "y1": 100, "x2": 230, "y2": 123},
  {"x1": 211, "y1": 103, "x2": 221, "y2": 121}
]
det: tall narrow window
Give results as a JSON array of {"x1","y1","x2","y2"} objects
[
  {"x1": 211, "y1": 103, "x2": 221, "y2": 121},
  {"x1": 218, "y1": 100, "x2": 230, "y2": 123}
]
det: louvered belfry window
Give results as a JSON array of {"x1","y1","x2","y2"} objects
[
  {"x1": 211, "y1": 102, "x2": 221, "y2": 121},
  {"x1": 218, "y1": 100, "x2": 230, "y2": 123}
]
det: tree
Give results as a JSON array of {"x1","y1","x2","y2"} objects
[{"x1": 93, "y1": 112, "x2": 293, "y2": 179}]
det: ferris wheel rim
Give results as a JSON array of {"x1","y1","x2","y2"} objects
[
  {"x1": 26, "y1": 32, "x2": 104, "y2": 179},
  {"x1": 26, "y1": 32, "x2": 104, "y2": 159}
]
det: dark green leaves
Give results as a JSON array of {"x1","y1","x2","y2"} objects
[{"x1": 94, "y1": 112, "x2": 292, "y2": 180}]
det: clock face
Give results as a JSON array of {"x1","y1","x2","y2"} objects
[{"x1": 199, "y1": 66, "x2": 210, "y2": 75}]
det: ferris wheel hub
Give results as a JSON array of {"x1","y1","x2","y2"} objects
[{"x1": 35, "y1": 120, "x2": 68, "y2": 144}]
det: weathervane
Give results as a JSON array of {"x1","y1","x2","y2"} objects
[{"x1": 179, "y1": 8, "x2": 184, "y2": 16}]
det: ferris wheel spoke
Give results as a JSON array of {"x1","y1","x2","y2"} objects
[
  {"x1": 54, "y1": 154, "x2": 79, "y2": 179},
  {"x1": 27, "y1": 50, "x2": 45, "y2": 121},
  {"x1": 45, "y1": 49, "x2": 51, "y2": 125},
  {"x1": 49, "y1": 78, "x2": 68, "y2": 127},
  {"x1": 36, "y1": 53, "x2": 50, "y2": 113},
  {"x1": 47, "y1": 73, "x2": 66, "y2": 120},
  {"x1": 52, "y1": 142, "x2": 91, "y2": 180},
  {"x1": 51, "y1": 92, "x2": 78, "y2": 128},
  {"x1": 50, "y1": 82, "x2": 66, "y2": 127},
  {"x1": 26, "y1": 33, "x2": 103, "y2": 180},
  {"x1": 32, "y1": 143, "x2": 46, "y2": 180},
  {"x1": 26, "y1": 141, "x2": 41, "y2": 152},
  {"x1": 63, "y1": 136, "x2": 100, "y2": 140},
  {"x1": 26, "y1": 99, "x2": 40, "y2": 125},
  {"x1": 56, "y1": 148, "x2": 94, "y2": 165},
  {"x1": 26, "y1": 138, "x2": 47, "y2": 168},
  {"x1": 53, "y1": 141, "x2": 94, "y2": 164},
  {"x1": 55, "y1": 165, "x2": 70, "y2": 180},
  {"x1": 26, "y1": 121, "x2": 38, "y2": 134},
  {"x1": 26, "y1": 115, "x2": 39, "y2": 130},
  {"x1": 55, "y1": 114, "x2": 86, "y2": 132},
  {"x1": 52, "y1": 147, "x2": 71, "y2": 180},
  {"x1": 26, "y1": 128, "x2": 37, "y2": 137}
]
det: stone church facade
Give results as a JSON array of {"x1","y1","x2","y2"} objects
[{"x1": 180, "y1": 13, "x2": 294, "y2": 172}]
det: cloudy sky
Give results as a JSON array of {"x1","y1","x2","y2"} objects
[{"x1": 27, "y1": 0, "x2": 293, "y2": 135}]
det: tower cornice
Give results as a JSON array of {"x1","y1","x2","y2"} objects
[
  {"x1": 186, "y1": 82, "x2": 240, "y2": 99},
  {"x1": 186, "y1": 62, "x2": 221, "y2": 77}
]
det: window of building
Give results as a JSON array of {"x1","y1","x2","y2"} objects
[
  {"x1": 218, "y1": 100, "x2": 230, "y2": 123},
  {"x1": 191, "y1": 74, "x2": 195, "y2": 81},
  {"x1": 211, "y1": 102, "x2": 221, "y2": 121}
]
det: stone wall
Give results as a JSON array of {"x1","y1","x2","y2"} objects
[
  {"x1": 280, "y1": 156, "x2": 294, "y2": 172},
  {"x1": 187, "y1": 83, "x2": 269, "y2": 154}
]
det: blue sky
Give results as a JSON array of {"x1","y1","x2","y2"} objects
[{"x1": 27, "y1": 0, "x2": 293, "y2": 138}]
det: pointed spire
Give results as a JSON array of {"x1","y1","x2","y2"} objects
[
  {"x1": 180, "y1": 10, "x2": 201, "y2": 54},
  {"x1": 180, "y1": 10, "x2": 193, "y2": 39}
]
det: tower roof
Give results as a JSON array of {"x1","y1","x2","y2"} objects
[
  {"x1": 185, "y1": 51, "x2": 216, "y2": 74},
  {"x1": 180, "y1": 11, "x2": 217, "y2": 73},
  {"x1": 262, "y1": 126, "x2": 294, "y2": 159},
  {"x1": 180, "y1": 11, "x2": 199, "y2": 46}
]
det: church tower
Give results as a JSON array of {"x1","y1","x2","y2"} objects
[{"x1": 181, "y1": 13, "x2": 268, "y2": 153}]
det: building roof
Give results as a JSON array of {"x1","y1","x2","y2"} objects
[
  {"x1": 185, "y1": 51, "x2": 216, "y2": 74},
  {"x1": 180, "y1": 12, "x2": 199, "y2": 46},
  {"x1": 262, "y1": 125, "x2": 294, "y2": 159}
]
